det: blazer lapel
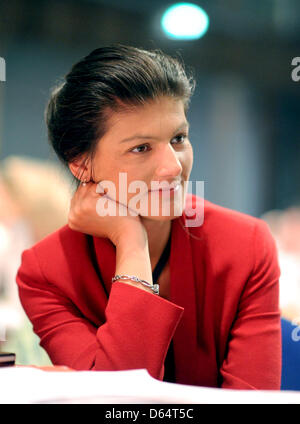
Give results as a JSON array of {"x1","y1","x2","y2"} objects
[{"x1": 170, "y1": 215, "x2": 199, "y2": 384}]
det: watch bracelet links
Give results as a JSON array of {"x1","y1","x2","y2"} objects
[{"x1": 112, "y1": 274, "x2": 159, "y2": 295}]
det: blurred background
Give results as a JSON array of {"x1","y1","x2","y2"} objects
[{"x1": 0, "y1": 0, "x2": 300, "y2": 366}]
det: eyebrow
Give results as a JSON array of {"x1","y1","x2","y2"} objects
[{"x1": 119, "y1": 121, "x2": 189, "y2": 144}]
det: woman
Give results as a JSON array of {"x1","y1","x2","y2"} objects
[{"x1": 16, "y1": 44, "x2": 281, "y2": 389}]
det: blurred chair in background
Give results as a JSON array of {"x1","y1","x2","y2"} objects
[
  {"x1": 0, "y1": 155, "x2": 72, "y2": 365},
  {"x1": 281, "y1": 317, "x2": 300, "y2": 391}
]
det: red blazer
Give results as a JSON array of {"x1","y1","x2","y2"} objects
[{"x1": 16, "y1": 195, "x2": 281, "y2": 389}]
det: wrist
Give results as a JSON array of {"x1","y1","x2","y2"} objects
[
  {"x1": 112, "y1": 275, "x2": 159, "y2": 295},
  {"x1": 116, "y1": 231, "x2": 148, "y2": 253},
  {"x1": 116, "y1": 249, "x2": 152, "y2": 277}
]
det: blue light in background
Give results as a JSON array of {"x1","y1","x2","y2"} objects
[{"x1": 161, "y1": 3, "x2": 209, "y2": 40}]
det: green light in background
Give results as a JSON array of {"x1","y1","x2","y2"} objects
[{"x1": 161, "y1": 3, "x2": 209, "y2": 40}]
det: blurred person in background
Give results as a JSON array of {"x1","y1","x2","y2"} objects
[
  {"x1": 261, "y1": 207, "x2": 300, "y2": 325},
  {"x1": 0, "y1": 155, "x2": 71, "y2": 364}
]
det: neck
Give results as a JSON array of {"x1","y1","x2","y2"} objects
[{"x1": 140, "y1": 218, "x2": 172, "y2": 270}]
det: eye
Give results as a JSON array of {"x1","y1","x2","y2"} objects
[
  {"x1": 130, "y1": 144, "x2": 151, "y2": 154},
  {"x1": 171, "y1": 133, "x2": 188, "y2": 145},
  {"x1": 129, "y1": 133, "x2": 188, "y2": 154}
]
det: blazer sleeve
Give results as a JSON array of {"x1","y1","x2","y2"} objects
[
  {"x1": 16, "y1": 248, "x2": 184, "y2": 380},
  {"x1": 219, "y1": 220, "x2": 282, "y2": 390}
]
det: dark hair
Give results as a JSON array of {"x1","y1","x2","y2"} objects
[{"x1": 45, "y1": 43, "x2": 196, "y2": 188}]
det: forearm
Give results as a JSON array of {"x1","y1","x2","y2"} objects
[
  {"x1": 17, "y1": 247, "x2": 184, "y2": 380},
  {"x1": 93, "y1": 282, "x2": 183, "y2": 379},
  {"x1": 115, "y1": 234, "x2": 154, "y2": 294}
]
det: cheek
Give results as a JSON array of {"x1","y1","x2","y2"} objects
[
  {"x1": 92, "y1": 155, "x2": 122, "y2": 183},
  {"x1": 113, "y1": 173, "x2": 149, "y2": 204},
  {"x1": 182, "y1": 145, "x2": 193, "y2": 176}
]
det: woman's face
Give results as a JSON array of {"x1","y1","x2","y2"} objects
[{"x1": 91, "y1": 96, "x2": 193, "y2": 221}]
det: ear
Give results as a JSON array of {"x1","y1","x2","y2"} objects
[{"x1": 68, "y1": 155, "x2": 89, "y2": 181}]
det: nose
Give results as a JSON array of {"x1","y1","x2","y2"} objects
[{"x1": 154, "y1": 143, "x2": 182, "y2": 180}]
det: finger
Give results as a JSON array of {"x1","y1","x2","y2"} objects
[
  {"x1": 95, "y1": 181, "x2": 107, "y2": 195},
  {"x1": 94, "y1": 181, "x2": 138, "y2": 216}
]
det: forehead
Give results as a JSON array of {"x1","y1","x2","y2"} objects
[{"x1": 104, "y1": 96, "x2": 187, "y2": 136}]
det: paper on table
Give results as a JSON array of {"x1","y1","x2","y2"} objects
[{"x1": 0, "y1": 367, "x2": 300, "y2": 404}]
